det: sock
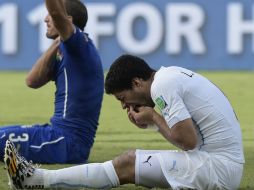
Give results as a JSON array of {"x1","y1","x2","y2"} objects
[
  {"x1": 38, "y1": 160, "x2": 120, "y2": 189},
  {"x1": 22, "y1": 169, "x2": 45, "y2": 188}
]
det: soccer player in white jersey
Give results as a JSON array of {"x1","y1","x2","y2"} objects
[{"x1": 4, "y1": 54, "x2": 244, "y2": 189}]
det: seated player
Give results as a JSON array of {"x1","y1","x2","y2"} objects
[
  {"x1": 0, "y1": 0, "x2": 104, "y2": 164},
  {"x1": 0, "y1": 0, "x2": 104, "y2": 163}
]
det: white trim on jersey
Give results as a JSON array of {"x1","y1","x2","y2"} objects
[
  {"x1": 63, "y1": 68, "x2": 68, "y2": 118},
  {"x1": 1, "y1": 132, "x2": 6, "y2": 139},
  {"x1": 30, "y1": 137, "x2": 65, "y2": 149}
]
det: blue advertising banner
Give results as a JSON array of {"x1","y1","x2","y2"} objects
[{"x1": 0, "y1": 0, "x2": 254, "y2": 70}]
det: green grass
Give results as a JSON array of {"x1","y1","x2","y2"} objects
[{"x1": 0, "y1": 71, "x2": 253, "y2": 190}]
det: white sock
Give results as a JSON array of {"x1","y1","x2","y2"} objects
[
  {"x1": 36, "y1": 161, "x2": 120, "y2": 189},
  {"x1": 21, "y1": 169, "x2": 45, "y2": 189}
]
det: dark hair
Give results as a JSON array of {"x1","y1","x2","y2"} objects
[
  {"x1": 65, "y1": 0, "x2": 88, "y2": 31},
  {"x1": 105, "y1": 54, "x2": 155, "y2": 94}
]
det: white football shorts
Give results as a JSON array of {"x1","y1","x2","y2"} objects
[{"x1": 135, "y1": 149, "x2": 243, "y2": 190}]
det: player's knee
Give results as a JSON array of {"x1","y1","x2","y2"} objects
[
  {"x1": 119, "y1": 149, "x2": 136, "y2": 166},
  {"x1": 112, "y1": 149, "x2": 136, "y2": 184}
]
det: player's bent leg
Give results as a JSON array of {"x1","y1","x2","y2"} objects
[
  {"x1": 0, "y1": 124, "x2": 86, "y2": 164},
  {"x1": 112, "y1": 149, "x2": 169, "y2": 188},
  {"x1": 0, "y1": 124, "x2": 54, "y2": 163}
]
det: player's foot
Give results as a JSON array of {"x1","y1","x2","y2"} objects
[{"x1": 4, "y1": 140, "x2": 42, "y2": 189}]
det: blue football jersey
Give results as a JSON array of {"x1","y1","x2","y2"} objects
[
  {"x1": 0, "y1": 27, "x2": 104, "y2": 164},
  {"x1": 50, "y1": 27, "x2": 104, "y2": 147}
]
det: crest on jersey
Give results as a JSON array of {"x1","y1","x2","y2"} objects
[{"x1": 155, "y1": 96, "x2": 168, "y2": 110}]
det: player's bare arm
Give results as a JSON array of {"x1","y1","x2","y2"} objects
[
  {"x1": 167, "y1": 119, "x2": 198, "y2": 150},
  {"x1": 45, "y1": 0, "x2": 74, "y2": 41},
  {"x1": 26, "y1": 38, "x2": 60, "y2": 88},
  {"x1": 152, "y1": 112, "x2": 197, "y2": 150},
  {"x1": 130, "y1": 106, "x2": 197, "y2": 150}
]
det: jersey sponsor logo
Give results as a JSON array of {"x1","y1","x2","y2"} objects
[{"x1": 155, "y1": 96, "x2": 168, "y2": 111}]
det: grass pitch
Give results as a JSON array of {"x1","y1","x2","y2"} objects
[{"x1": 0, "y1": 71, "x2": 253, "y2": 190}]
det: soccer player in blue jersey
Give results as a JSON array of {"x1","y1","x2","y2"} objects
[{"x1": 0, "y1": 0, "x2": 104, "y2": 164}]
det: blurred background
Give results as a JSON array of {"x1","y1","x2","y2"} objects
[{"x1": 1, "y1": 0, "x2": 254, "y2": 70}]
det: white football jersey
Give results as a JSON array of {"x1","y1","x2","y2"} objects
[{"x1": 151, "y1": 66, "x2": 244, "y2": 164}]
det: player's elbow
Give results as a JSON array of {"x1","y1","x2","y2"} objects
[
  {"x1": 25, "y1": 77, "x2": 40, "y2": 89},
  {"x1": 183, "y1": 139, "x2": 197, "y2": 150}
]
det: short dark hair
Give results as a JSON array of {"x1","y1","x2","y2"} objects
[
  {"x1": 105, "y1": 55, "x2": 155, "y2": 94},
  {"x1": 65, "y1": 0, "x2": 88, "y2": 31}
]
